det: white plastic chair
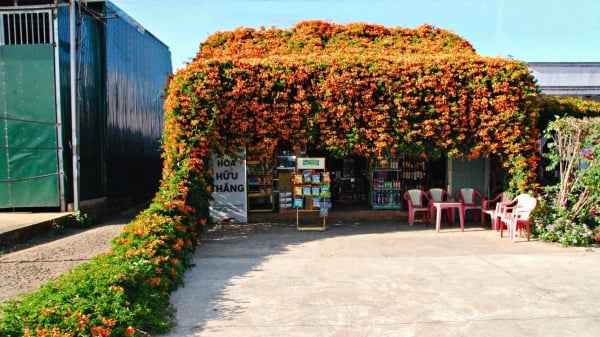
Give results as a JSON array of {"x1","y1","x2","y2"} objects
[{"x1": 499, "y1": 194, "x2": 537, "y2": 241}]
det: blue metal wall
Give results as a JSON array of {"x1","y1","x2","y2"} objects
[
  {"x1": 56, "y1": 1, "x2": 172, "y2": 203},
  {"x1": 56, "y1": 4, "x2": 106, "y2": 202},
  {"x1": 102, "y1": 1, "x2": 172, "y2": 198}
]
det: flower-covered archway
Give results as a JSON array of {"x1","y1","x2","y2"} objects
[{"x1": 160, "y1": 21, "x2": 540, "y2": 222}]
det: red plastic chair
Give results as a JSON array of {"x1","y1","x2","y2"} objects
[
  {"x1": 427, "y1": 188, "x2": 453, "y2": 225},
  {"x1": 481, "y1": 191, "x2": 510, "y2": 229},
  {"x1": 404, "y1": 189, "x2": 430, "y2": 226},
  {"x1": 456, "y1": 188, "x2": 483, "y2": 222}
]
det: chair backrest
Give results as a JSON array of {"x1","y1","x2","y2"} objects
[
  {"x1": 484, "y1": 191, "x2": 510, "y2": 209},
  {"x1": 491, "y1": 191, "x2": 511, "y2": 203},
  {"x1": 456, "y1": 188, "x2": 482, "y2": 205},
  {"x1": 428, "y1": 188, "x2": 449, "y2": 202},
  {"x1": 499, "y1": 193, "x2": 537, "y2": 218},
  {"x1": 496, "y1": 193, "x2": 519, "y2": 213},
  {"x1": 514, "y1": 194, "x2": 537, "y2": 211},
  {"x1": 405, "y1": 189, "x2": 427, "y2": 207},
  {"x1": 512, "y1": 195, "x2": 537, "y2": 221}
]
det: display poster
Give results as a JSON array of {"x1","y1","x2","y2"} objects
[{"x1": 209, "y1": 150, "x2": 248, "y2": 223}]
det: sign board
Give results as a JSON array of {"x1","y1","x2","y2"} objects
[
  {"x1": 209, "y1": 151, "x2": 248, "y2": 223},
  {"x1": 296, "y1": 157, "x2": 326, "y2": 170}
]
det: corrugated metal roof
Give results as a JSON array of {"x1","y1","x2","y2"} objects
[{"x1": 529, "y1": 62, "x2": 600, "y2": 99}]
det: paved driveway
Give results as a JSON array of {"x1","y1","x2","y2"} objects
[{"x1": 161, "y1": 221, "x2": 600, "y2": 337}]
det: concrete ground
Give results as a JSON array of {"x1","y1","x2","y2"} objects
[
  {"x1": 161, "y1": 220, "x2": 600, "y2": 337},
  {"x1": 0, "y1": 211, "x2": 69, "y2": 248},
  {"x1": 0, "y1": 212, "x2": 67, "y2": 234},
  {"x1": 0, "y1": 197, "x2": 143, "y2": 248}
]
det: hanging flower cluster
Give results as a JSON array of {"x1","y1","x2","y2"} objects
[{"x1": 196, "y1": 21, "x2": 477, "y2": 61}]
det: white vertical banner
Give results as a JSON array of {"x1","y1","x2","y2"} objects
[{"x1": 209, "y1": 150, "x2": 248, "y2": 223}]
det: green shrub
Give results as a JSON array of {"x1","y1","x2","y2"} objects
[
  {"x1": 532, "y1": 116, "x2": 600, "y2": 246},
  {"x1": 0, "y1": 208, "x2": 198, "y2": 336}
]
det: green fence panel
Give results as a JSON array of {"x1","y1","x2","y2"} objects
[
  {"x1": 0, "y1": 44, "x2": 60, "y2": 208},
  {"x1": 0, "y1": 143, "x2": 6, "y2": 206}
]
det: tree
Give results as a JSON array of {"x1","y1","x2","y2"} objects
[{"x1": 534, "y1": 116, "x2": 600, "y2": 246}]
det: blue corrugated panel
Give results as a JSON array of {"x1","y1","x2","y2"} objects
[
  {"x1": 102, "y1": 1, "x2": 172, "y2": 198},
  {"x1": 55, "y1": 1, "x2": 172, "y2": 202}
]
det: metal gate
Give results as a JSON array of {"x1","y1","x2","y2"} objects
[{"x1": 0, "y1": 9, "x2": 62, "y2": 208}]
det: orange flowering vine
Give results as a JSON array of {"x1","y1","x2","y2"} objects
[{"x1": 164, "y1": 20, "x2": 541, "y2": 204}]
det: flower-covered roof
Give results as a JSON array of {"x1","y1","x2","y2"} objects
[
  {"x1": 196, "y1": 21, "x2": 476, "y2": 61},
  {"x1": 162, "y1": 20, "x2": 541, "y2": 210}
]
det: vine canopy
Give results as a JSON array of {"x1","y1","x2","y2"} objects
[{"x1": 162, "y1": 20, "x2": 541, "y2": 215}]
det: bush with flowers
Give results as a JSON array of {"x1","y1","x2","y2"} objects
[
  {"x1": 532, "y1": 113, "x2": 600, "y2": 246},
  {"x1": 533, "y1": 191, "x2": 597, "y2": 246},
  {"x1": 0, "y1": 204, "x2": 198, "y2": 336}
]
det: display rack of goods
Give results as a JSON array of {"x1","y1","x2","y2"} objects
[
  {"x1": 370, "y1": 158, "x2": 403, "y2": 210},
  {"x1": 276, "y1": 154, "x2": 296, "y2": 210},
  {"x1": 247, "y1": 161, "x2": 274, "y2": 212},
  {"x1": 292, "y1": 157, "x2": 330, "y2": 231},
  {"x1": 370, "y1": 156, "x2": 429, "y2": 210},
  {"x1": 292, "y1": 170, "x2": 331, "y2": 214},
  {"x1": 399, "y1": 155, "x2": 428, "y2": 191}
]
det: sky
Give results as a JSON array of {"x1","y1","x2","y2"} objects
[{"x1": 111, "y1": 0, "x2": 600, "y2": 71}]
